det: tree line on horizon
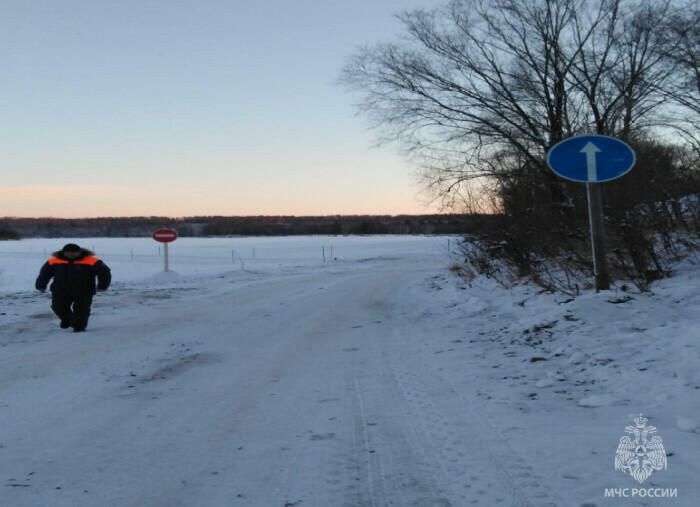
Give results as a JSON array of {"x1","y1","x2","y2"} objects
[{"x1": 0, "y1": 214, "x2": 498, "y2": 239}]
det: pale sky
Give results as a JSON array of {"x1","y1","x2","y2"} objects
[{"x1": 0, "y1": 0, "x2": 444, "y2": 218}]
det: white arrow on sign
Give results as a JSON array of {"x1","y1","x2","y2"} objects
[{"x1": 580, "y1": 141, "x2": 602, "y2": 182}]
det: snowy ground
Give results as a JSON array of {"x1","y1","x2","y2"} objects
[{"x1": 1, "y1": 236, "x2": 698, "y2": 506}]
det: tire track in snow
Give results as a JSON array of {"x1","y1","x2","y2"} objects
[
  {"x1": 379, "y1": 277, "x2": 565, "y2": 506},
  {"x1": 333, "y1": 265, "x2": 461, "y2": 506},
  {"x1": 352, "y1": 375, "x2": 380, "y2": 506},
  {"x1": 345, "y1": 367, "x2": 451, "y2": 506}
]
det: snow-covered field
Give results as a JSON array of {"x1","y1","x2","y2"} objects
[{"x1": 1, "y1": 236, "x2": 698, "y2": 506}]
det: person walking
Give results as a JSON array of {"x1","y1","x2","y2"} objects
[{"x1": 35, "y1": 243, "x2": 111, "y2": 332}]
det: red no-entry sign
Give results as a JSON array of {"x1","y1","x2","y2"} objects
[
  {"x1": 152, "y1": 229, "x2": 177, "y2": 271},
  {"x1": 152, "y1": 229, "x2": 178, "y2": 243}
]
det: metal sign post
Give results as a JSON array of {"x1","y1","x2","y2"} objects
[
  {"x1": 547, "y1": 135, "x2": 636, "y2": 291},
  {"x1": 152, "y1": 228, "x2": 178, "y2": 272},
  {"x1": 164, "y1": 242, "x2": 170, "y2": 272},
  {"x1": 586, "y1": 183, "x2": 610, "y2": 290}
]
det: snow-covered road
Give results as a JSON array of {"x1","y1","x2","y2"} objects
[
  {"x1": 2, "y1": 251, "x2": 552, "y2": 506},
  {"x1": 2, "y1": 236, "x2": 699, "y2": 506}
]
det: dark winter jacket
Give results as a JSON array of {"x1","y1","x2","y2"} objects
[{"x1": 35, "y1": 248, "x2": 111, "y2": 296}]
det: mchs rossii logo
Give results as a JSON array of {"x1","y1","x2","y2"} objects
[{"x1": 614, "y1": 414, "x2": 667, "y2": 484}]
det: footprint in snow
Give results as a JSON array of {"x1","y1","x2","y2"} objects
[{"x1": 310, "y1": 433, "x2": 335, "y2": 441}]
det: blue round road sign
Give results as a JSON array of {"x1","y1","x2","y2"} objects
[{"x1": 547, "y1": 135, "x2": 636, "y2": 183}]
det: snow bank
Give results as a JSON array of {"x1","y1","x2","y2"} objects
[
  {"x1": 144, "y1": 270, "x2": 189, "y2": 283},
  {"x1": 411, "y1": 255, "x2": 700, "y2": 502}
]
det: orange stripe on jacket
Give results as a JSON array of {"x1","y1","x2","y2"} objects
[{"x1": 48, "y1": 256, "x2": 100, "y2": 266}]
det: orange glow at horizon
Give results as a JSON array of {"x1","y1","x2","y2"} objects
[{"x1": 0, "y1": 183, "x2": 439, "y2": 218}]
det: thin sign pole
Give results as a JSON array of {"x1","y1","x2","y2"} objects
[
  {"x1": 164, "y1": 242, "x2": 169, "y2": 272},
  {"x1": 586, "y1": 183, "x2": 610, "y2": 291}
]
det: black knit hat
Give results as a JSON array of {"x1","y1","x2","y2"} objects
[{"x1": 62, "y1": 243, "x2": 82, "y2": 252}]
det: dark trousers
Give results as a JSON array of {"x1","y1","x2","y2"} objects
[{"x1": 51, "y1": 294, "x2": 94, "y2": 330}]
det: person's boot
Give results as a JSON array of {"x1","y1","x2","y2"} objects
[
  {"x1": 72, "y1": 327, "x2": 86, "y2": 332},
  {"x1": 60, "y1": 321, "x2": 71, "y2": 329}
]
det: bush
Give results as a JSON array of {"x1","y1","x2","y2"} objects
[{"x1": 458, "y1": 141, "x2": 700, "y2": 294}]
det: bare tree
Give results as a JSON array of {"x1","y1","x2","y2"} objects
[
  {"x1": 660, "y1": 5, "x2": 700, "y2": 154},
  {"x1": 340, "y1": 0, "x2": 676, "y2": 208},
  {"x1": 341, "y1": 0, "x2": 700, "y2": 292}
]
